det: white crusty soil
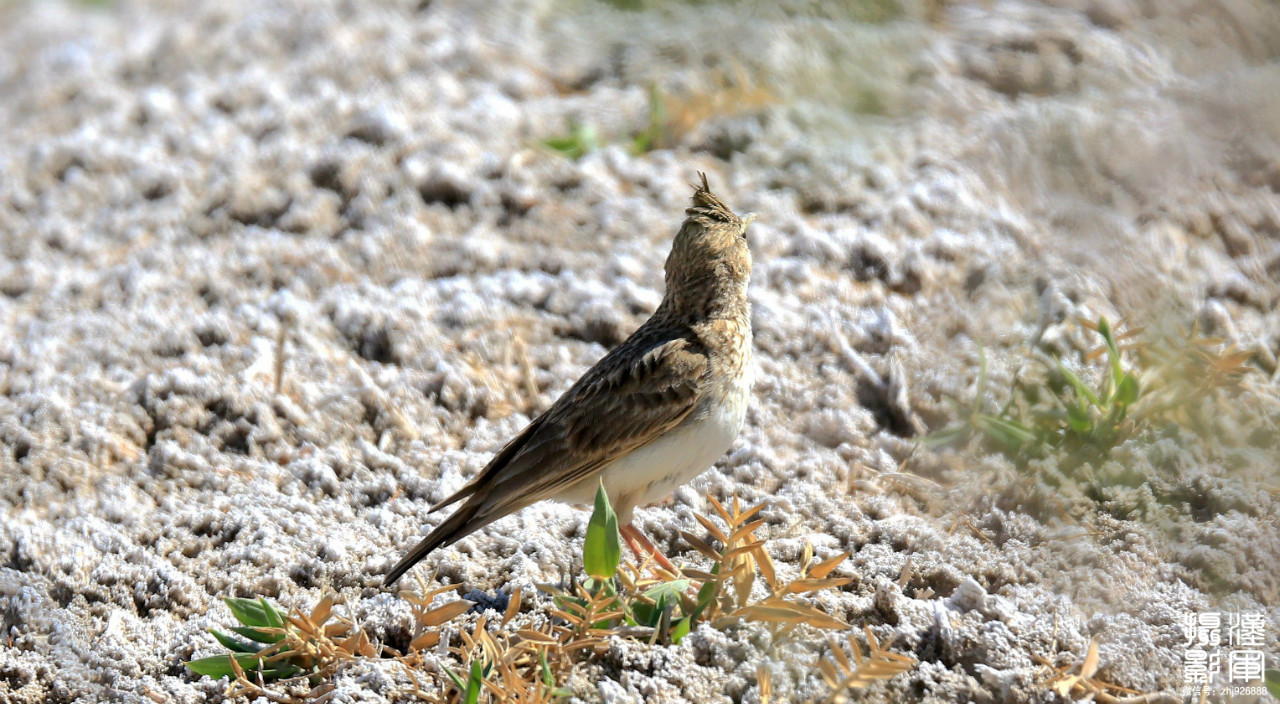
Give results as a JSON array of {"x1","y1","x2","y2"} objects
[{"x1": 0, "y1": 1, "x2": 1277, "y2": 702}]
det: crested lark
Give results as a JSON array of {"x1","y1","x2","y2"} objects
[{"x1": 385, "y1": 173, "x2": 753, "y2": 585}]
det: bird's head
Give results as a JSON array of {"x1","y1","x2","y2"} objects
[{"x1": 662, "y1": 173, "x2": 753, "y2": 317}]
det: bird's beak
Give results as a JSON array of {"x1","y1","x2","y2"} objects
[{"x1": 743, "y1": 213, "x2": 757, "y2": 228}]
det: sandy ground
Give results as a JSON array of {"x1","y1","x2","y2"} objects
[{"x1": 1, "y1": 0, "x2": 1278, "y2": 702}]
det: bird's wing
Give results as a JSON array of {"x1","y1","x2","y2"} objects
[
  {"x1": 384, "y1": 328, "x2": 708, "y2": 586},
  {"x1": 467, "y1": 329, "x2": 709, "y2": 523}
]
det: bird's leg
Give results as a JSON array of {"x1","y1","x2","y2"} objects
[{"x1": 620, "y1": 523, "x2": 678, "y2": 573}]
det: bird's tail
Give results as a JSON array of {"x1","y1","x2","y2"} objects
[{"x1": 383, "y1": 500, "x2": 486, "y2": 587}]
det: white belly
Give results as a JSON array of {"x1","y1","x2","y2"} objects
[{"x1": 556, "y1": 373, "x2": 750, "y2": 524}]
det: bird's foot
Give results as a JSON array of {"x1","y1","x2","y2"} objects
[{"x1": 620, "y1": 523, "x2": 678, "y2": 574}]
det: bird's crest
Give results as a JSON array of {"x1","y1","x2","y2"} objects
[{"x1": 686, "y1": 172, "x2": 740, "y2": 226}]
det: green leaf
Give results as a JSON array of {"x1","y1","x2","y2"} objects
[
  {"x1": 185, "y1": 653, "x2": 299, "y2": 680},
  {"x1": 1066, "y1": 404, "x2": 1092, "y2": 435},
  {"x1": 584, "y1": 482, "x2": 621, "y2": 581},
  {"x1": 630, "y1": 601, "x2": 655, "y2": 628},
  {"x1": 225, "y1": 597, "x2": 283, "y2": 629},
  {"x1": 208, "y1": 629, "x2": 260, "y2": 653},
  {"x1": 1057, "y1": 362, "x2": 1102, "y2": 408},
  {"x1": 465, "y1": 660, "x2": 485, "y2": 704},
  {"x1": 670, "y1": 616, "x2": 692, "y2": 644},
  {"x1": 185, "y1": 654, "x2": 250, "y2": 679},
  {"x1": 652, "y1": 591, "x2": 671, "y2": 627},
  {"x1": 1264, "y1": 669, "x2": 1280, "y2": 699},
  {"x1": 975, "y1": 415, "x2": 1037, "y2": 449},
  {"x1": 625, "y1": 578, "x2": 681, "y2": 630},
  {"x1": 1114, "y1": 374, "x2": 1139, "y2": 407},
  {"x1": 543, "y1": 136, "x2": 572, "y2": 150},
  {"x1": 543, "y1": 123, "x2": 599, "y2": 160},
  {"x1": 642, "y1": 579, "x2": 691, "y2": 605},
  {"x1": 444, "y1": 661, "x2": 487, "y2": 702},
  {"x1": 258, "y1": 597, "x2": 284, "y2": 628},
  {"x1": 923, "y1": 424, "x2": 971, "y2": 447},
  {"x1": 444, "y1": 667, "x2": 467, "y2": 692},
  {"x1": 1097, "y1": 317, "x2": 1125, "y2": 385},
  {"x1": 695, "y1": 567, "x2": 720, "y2": 609},
  {"x1": 540, "y1": 650, "x2": 556, "y2": 689},
  {"x1": 631, "y1": 83, "x2": 666, "y2": 154},
  {"x1": 680, "y1": 567, "x2": 720, "y2": 636}
]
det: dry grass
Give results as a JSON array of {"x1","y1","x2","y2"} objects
[
  {"x1": 636, "y1": 66, "x2": 774, "y2": 153},
  {"x1": 397, "y1": 581, "x2": 471, "y2": 653},
  {"x1": 189, "y1": 496, "x2": 916, "y2": 702},
  {"x1": 393, "y1": 583, "x2": 571, "y2": 703},
  {"x1": 676, "y1": 495, "x2": 855, "y2": 636},
  {"x1": 818, "y1": 627, "x2": 917, "y2": 703},
  {"x1": 545, "y1": 63, "x2": 774, "y2": 159},
  {"x1": 1034, "y1": 639, "x2": 1147, "y2": 703},
  {"x1": 1135, "y1": 321, "x2": 1257, "y2": 428}
]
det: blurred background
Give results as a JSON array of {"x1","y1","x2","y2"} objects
[{"x1": 0, "y1": 0, "x2": 1277, "y2": 702}]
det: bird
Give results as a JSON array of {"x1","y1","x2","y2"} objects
[{"x1": 384, "y1": 173, "x2": 754, "y2": 586}]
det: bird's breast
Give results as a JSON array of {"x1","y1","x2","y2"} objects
[{"x1": 598, "y1": 389, "x2": 748, "y2": 516}]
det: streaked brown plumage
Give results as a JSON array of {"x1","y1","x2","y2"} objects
[{"x1": 384, "y1": 173, "x2": 753, "y2": 586}]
